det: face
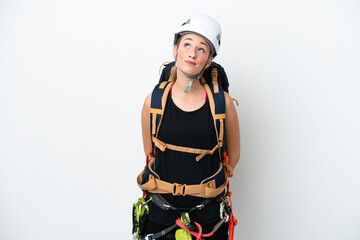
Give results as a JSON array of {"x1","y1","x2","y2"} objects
[{"x1": 173, "y1": 33, "x2": 213, "y2": 76}]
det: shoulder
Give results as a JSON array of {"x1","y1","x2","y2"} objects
[
  {"x1": 143, "y1": 93, "x2": 152, "y2": 110},
  {"x1": 224, "y1": 91, "x2": 233, "y2": 106},
  {"x1": 145, "y1": 93, "x2": 152, "y2": 105},
  {"x1": 224, "y1": 91, "x2": 238, "y2": 115}
]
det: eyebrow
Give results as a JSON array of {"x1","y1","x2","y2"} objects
[{"x1": 184, "y1": 38, "x2": 209, "y2": 47}]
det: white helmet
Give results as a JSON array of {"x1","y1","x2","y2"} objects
[{"x1": 174, "y1": 14, "x2": 222, "y2": 57}]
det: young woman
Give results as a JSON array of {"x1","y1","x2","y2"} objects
[{"x1": 140, "y1": 14, "x2": 240, "y2": 240}]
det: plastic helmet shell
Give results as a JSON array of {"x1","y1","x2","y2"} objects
[{"x1": 174, "y1": 14, "x2": 222, "y2": 57}]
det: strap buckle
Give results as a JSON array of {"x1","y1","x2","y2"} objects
[
  {"x1": 173, "y1": 183, "x2": 186, "y2": 196},
  {"x1": 195, "y1": 204, "x2": 205, "y2": 210},
  {"x1": 144, "y1": 234, "x2": 154, "y2": 240},
  {"x1": 153, "y1": 138, "x2": 166, "y2": 152}
]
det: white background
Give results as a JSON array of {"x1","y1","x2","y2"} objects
[{"x1": 1, "y1": 0, "x2": 359, "y2": 239}]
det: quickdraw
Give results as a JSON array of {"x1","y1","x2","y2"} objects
[{"x1": 132, "y1": 197, "x2": 152, "y2": 239}]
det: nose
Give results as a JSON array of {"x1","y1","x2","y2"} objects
[{"x1": 189, "y1": 48, "x2": 196, "y2": 59}]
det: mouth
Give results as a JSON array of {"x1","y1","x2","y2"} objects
[{"x1": 185, "y1": 60, "x2": 196, "y2": 66}]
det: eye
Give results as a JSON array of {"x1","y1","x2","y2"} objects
[
  {"x1": 198, "y1": 48, "x2": 205, "y2": 53},
  {"x1": 184, "y1": 43, "x2": 191, "y2": 48}
]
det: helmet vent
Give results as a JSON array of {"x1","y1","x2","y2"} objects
[{"x1": 181, "y1": 19, "x2": 191, "y2": 26}]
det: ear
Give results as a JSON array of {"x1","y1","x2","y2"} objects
[
  {"x1": 173, "y1": 45, "x2": 178, "y2": 60},
  {"x1": 205, "y1": 56, "x2": 213, "y2": 69}
]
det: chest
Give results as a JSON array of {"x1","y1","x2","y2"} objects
[{"x1": 157, "y1": 96, "x2": 217, "y2": 147}]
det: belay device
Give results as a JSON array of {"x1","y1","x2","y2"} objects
[{"x1": 133, "y1": 61, "x2": 238, "y2": 240}]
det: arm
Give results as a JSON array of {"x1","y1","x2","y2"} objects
[
  {"x1": 141, "y1": 93, "x2": 152, "y2": 156},
  {"x1": 224, "y1": 92, "x2": 240, "y2": 169}
]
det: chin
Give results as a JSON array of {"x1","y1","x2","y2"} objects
[{"x1": 179, "y1": 64, "x2": 201, "y2": 76}]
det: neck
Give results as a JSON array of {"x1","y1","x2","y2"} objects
[{"x1": 175, "y1": 61, "x2": 205, "y2": 93}]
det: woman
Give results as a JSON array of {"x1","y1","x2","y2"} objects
[{"x1": 140, "y1": 14, "x2": 240, "y2": 240}]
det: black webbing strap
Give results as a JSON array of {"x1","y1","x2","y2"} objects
[
  {"x1": 149, "y1": 193, "x2": 215, "y2": 214},
  {"x1": 150, "y1": 193, "x2": 177, "y2": 212},
  {"x1": 141, "y1": 223, "x2": 178, "y2": 240}
]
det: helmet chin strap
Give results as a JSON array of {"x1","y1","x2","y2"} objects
[
  {"x1": 175, "y1": 61, "x2": 204, "y2": 93},
  {"x1": 175, "y1": 56, "x2": 211, "y2": 93}
]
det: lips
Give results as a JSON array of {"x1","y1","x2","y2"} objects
[{"x1": 185, "y1": 60, "x2": 196, "y2": 66}]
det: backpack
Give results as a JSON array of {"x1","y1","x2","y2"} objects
[{"x1": 137, "y1": 61, "x2": 233, "y2": 198}]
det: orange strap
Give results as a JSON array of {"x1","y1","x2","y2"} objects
[
  {"x1": 211, "y1": 68, "x2": 219, "y2": 93},
  {"x1": 227, "y1": 186, "x2": 238, "y2": 240},
  {"x1": 153, "y1": 137, "x2": 222, "y2": 162},
  {"x1": 224, "y1": 151, "x2": 230, "y2": 177}
]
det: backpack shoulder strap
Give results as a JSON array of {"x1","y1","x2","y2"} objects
[
  {"x1": 150, "y1": 65, "x2": 176, "y2": 152},
  {"x1": 204, "y1": 67, "x2": 227, "y2": 156}
]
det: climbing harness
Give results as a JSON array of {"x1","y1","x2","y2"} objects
[{"x1": 133, "y1": 193, "x2": 233, "y2": 240}]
